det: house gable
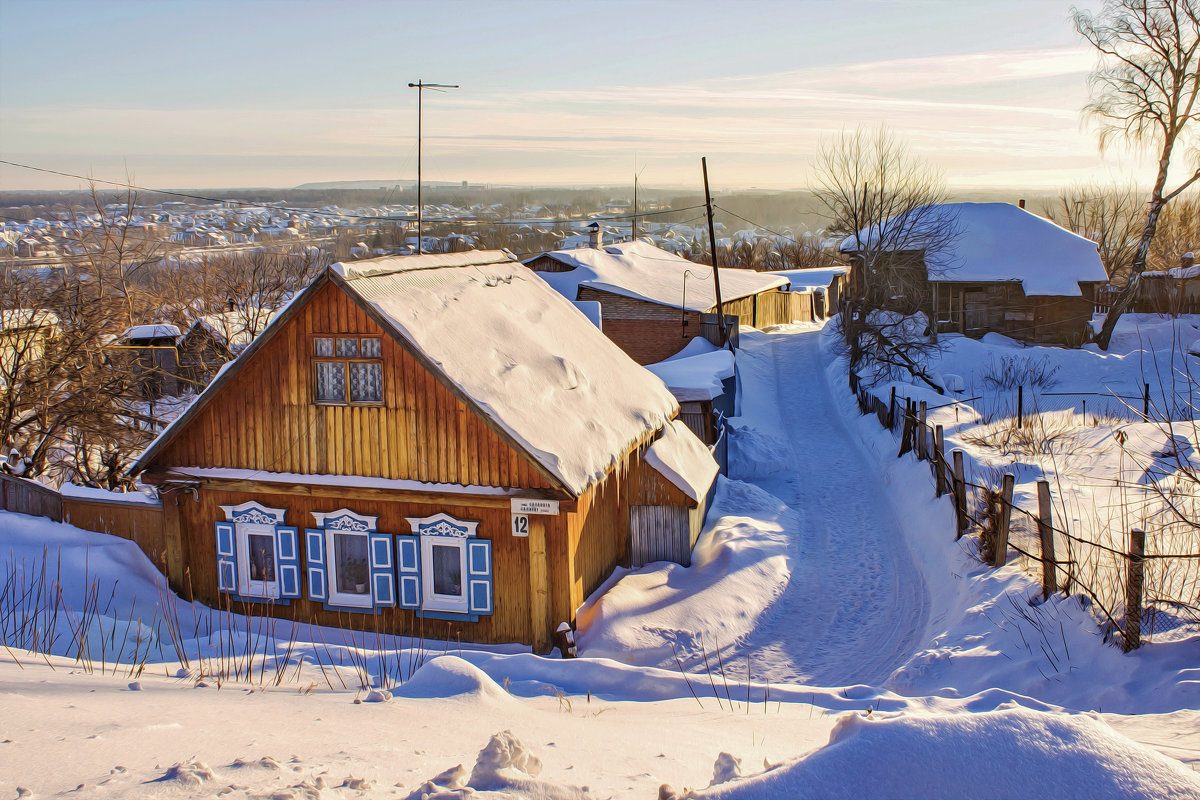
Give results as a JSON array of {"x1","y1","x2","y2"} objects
[{"x1": 142, "y1": 279, "x2": 560, "y2": 492}]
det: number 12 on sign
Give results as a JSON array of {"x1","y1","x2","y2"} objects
[{"x1": 511, "y1": 514, "x2": 530, "y2": 537}]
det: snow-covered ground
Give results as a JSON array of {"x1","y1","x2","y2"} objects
[{"x1": 2, "y1": 319, "x2": 1199, "y2": 798}]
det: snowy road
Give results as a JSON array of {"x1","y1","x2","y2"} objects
[{"x1": 724, "y1": 326, "x2": 929, "y2": 687}]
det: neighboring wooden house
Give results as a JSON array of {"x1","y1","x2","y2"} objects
[
  {"x1": 177, "y1": 310, "x2": 273, "y2": 385},
  {"x1": 524, "y1": 240, "x2": 792, "y2": 364},
  {"x1": 842, "y1": 203, "x2": 1108, "y2": 346},
  {"x1": 0, "y1": 309, "x2": 59, "y2": 385},
  {"x1": 130, "y1": 251, "x2": 717, "y2": 652}
]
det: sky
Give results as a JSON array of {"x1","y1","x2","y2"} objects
[{"x1": 0, "y1": 0, "x2": 1162, "y2": 193}]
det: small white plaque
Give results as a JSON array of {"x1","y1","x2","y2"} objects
[
  {"x1": 511, "y1": 514, "x2": 530, "y2": 537},
  {"x1": 511, "y1": 498, "x2": 560, "y2": 516}
]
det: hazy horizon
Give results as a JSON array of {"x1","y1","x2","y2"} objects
[{"x1": 0, "y1": 0, "x2": 1162, "y2": 195}]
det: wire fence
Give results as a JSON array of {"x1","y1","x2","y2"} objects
[{"x1": 849, "y1": 372, "x2": 1200, "y2": 651}]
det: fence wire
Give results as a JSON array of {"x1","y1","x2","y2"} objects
[{"x1": 850, "y1": 374, "x2": 1200, "y2": 645}]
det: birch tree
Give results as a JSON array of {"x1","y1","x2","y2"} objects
[{"x1": 1076, "y1": 0, "x2": 1200, "y2": 348}]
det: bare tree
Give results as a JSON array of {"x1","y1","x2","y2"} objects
[
  {"x1": 1046, "y1": 183, "x2": 1147, "y2": 282},
  {"x1": 1076, "y1": 0, "x2": 1200, "y2": 348},
  {"x1": 1148, "y1": 192, "x2": 1200, "y2": 269},
  {"x1": 813, "y1": 126, "x2": 956, "y2": 391}
]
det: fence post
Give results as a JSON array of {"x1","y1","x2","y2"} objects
[
  {"x1": 1124, "y1": 528, "x2": 1146, "y2": 652},
  {"x1": 898, "y1": 401, "x2": 915, "y2": 457},
  {"x1": 917, "y1": 401, "x2": 928, "y2": 460},
  {"x1": 889, "y1": 386, "x2": 896, "y2": 429},
  {"x1": 992, "y1": 473, "x2": 1015, "y2": 567},
  {"x1": 1036, "y1": 480, "x2": 1055, "y2": 599},
  {"x1": 934, "y1": 425, "x2": 946, "y2": 496},
  {"x1": 1017, "y1": 385, "x2": 1024, "y2": 428},
  {"x1": 952, "y1": 449, "x2": 967, "y2": 539},
  {"x1": 1143, "y1": 382, "x2": 1150, "y2": 419}
]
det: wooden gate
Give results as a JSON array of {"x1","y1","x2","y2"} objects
[{"x1": 630, "y1": 505, "x2": 691, "y2": 567}]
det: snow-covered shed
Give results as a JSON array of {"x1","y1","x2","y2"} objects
[
  {"x1": 130, "y1": 251, "x2": 717, "y2": 651},
  {"x1": 841, "y1": 203, "x2": 1108, "y2": 345},
  {"x1": 524, "y1": 240, "x2": 790, "y2": 363},
  {"x1": 644, "y1": 336, "x2": 736, "y2": 455},
  {"x1": 118, "y1": 323, "x2": 184, "y2": 399}
]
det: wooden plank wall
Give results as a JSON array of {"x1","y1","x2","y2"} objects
[
  {"x1": 153, "y1": 281, "x2": 555, "y2": 491},
  {"x1": 629, "y1": 506, "x2": 691, "y2": 567},
  {"x1": 176, "y1": 485, "x2": 543, "y2": 645},
  {"x1": 0, "y1": 474, "x2": 62, "y2": 521},
  {"x1": 753, "y1": 290, "x2": 813, "y2": 327},
  {"x1": 62, "y1": 499, "x2": 167, "y2": 567}
]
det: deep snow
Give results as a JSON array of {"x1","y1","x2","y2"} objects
[{"x1": 2, "y1": 319, "x2": 1199, "y2": 798}]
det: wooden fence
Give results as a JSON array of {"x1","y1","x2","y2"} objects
[
  {"x1": 0, "y1": 473, "x2": 63, "y2": 521},
  {"x1": 849, "y1": 373, "x2": 1190, "y2": 651},
  {"x1": 753, "y1": 291, "x2": 814, "y2": 328},
  {"x1": 0, "y1": 473, "x2": 166, "y2": 569}
]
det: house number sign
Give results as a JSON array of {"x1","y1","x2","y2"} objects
[{"x1": 511, "y1": 514, "x2": 530, "y2": 537}]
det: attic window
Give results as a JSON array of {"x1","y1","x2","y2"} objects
[{"x1": 313, "y1": 335, "x2": 383, "y2": 404}]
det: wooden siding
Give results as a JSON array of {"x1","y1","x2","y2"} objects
[
  {"x1": 932, "y1": 282, "x2": 1093, "y2": 346},
  {"x1": 62, "y1": 499, "x2": 167, "y2": 568},
  {"x1": 150, "y1": 281, "x2": 555, "y2": 491},
  {"x1": 630, "y1": 505, "x2": 691, "y2": 567},
  {"x1": 175, "y1": 484, "x2": 549, "y2": 646}
]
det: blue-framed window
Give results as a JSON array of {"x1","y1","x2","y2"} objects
[
  {"x1": 214, "y1": 501, "x2": 301, "y2": 604},
  {"x1": 398, "y1": 513, "x2": 493, "y2": 620},
  {"x1": 305, "y1": 509, "x2": 395, "y2": 613}
]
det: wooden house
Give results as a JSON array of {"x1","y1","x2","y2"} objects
[
  {"x1": 841, "y1": 203, "x2": 1108, "y2": 346},
  {"x1": 177, "y1": 310, "x2": 273, "y2": 386},
  {"x1": 524, "y1": 240, "x2": 792, "y2": 364},
  {"x1": 1131, "y1": 253, "x2": 1200, "y2": 315},
  {"x1": 130, "y1": 251, "x2": 717, "y2": 652}
]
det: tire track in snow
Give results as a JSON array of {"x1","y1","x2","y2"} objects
[{"x1": 727, "y1": 327, "x2": 928, "y2": 687}]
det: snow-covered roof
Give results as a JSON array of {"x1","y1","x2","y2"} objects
[
  {"x1": 840, "y1": 203, "x2": 1107, "y2": 297},
  {"x1": 120, "y1": 324, "x2": 182, "y2": 342},
  {"x1": 136, "y1": 251, "x2": 678, "y2": 497},
  {"x1": 187, "y1": 311, "x2": 273, "y2": 350},
  {"x1": 645, "y1": 337, "x2": 735, "y2": 402},
  {"x1": 643, "y1": 419, "x2": 718, "y2": 504},
  {"x1": 529, "y1": 241, "x2": 788, "y2": 311},
  {"x1": 775, "y1": 266, "x2": 849, "y2": 290},
  {"x1": 1143, "y1": 265, "x2": 1200, "y2": 280},
  {"x1": 0, "y1": 309, "x2": 59, "y2": 332}
]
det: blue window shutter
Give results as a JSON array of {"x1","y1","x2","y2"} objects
[
  {"x1": 396, "y1": 534, "x2": 421, "y2": 609},
  {"x1": 305, "y1": 528, "x2": 327, "y2": 602},
  {"x1": 369, "y1": 532, "x2": 395, "y2": 608},
  {"x1": 467, "y1": 539, "x2": 493, "y2": 615},
  {"x1": 275, "y1": 526, "x2": 301, "y2": 599},
  {"x1": 215, "y1": 521, "x2": 237, "y2": 594}
]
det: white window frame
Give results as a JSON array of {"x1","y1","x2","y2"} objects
[
  {"x1": 406, "y1": 513, "x2": 479, "y2": 614},
  {"x1": 220, "y1": 501, "x2": 286, "y2": 600},
  {"x1": 313, "y1": 509, "x2": 379, "y2": 609}
]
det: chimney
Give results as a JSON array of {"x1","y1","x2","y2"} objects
[
  {"x1": 1018, "y1": 199, "x2": 1026, "y2": 209},
  {"x1": 588, "y1": 222, "x2": 603, "y2": 249},
  {"x1": 1183, "y1": 251, "x2": 1195, "y2": 270}
]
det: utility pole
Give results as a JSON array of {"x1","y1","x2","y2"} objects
[
  {"x1": 407, "y1": 80, "x2": 459, "y2": 254},
  {"x1": 701, "y1": 157, "x2": 729, "y2": 349}
]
